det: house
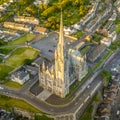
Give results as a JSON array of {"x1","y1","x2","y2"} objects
[
  {"x1": 100, "y1": 37, "x2": 111, "y2": 47},
  {"x1": 64, "y1": 27, "x2": 71, "y2": 35},
  {"x1": 33, "y1": 26, "x2": 48, "y2": 34},
  {"x1": 14, "y1": 16, "x2": 39, "y2": 25},
  {"x1": 9, "y1": 0, "x2": 16, "y2": 2},
  {"x1": 117, "y1": 5, "x2": 120, "y2": 12},
  {"x1": 100, "y1": 115, "x2": 110, "y2": 120},
  {"x1": 108, "y1": 31, "x2": 117, "y2": 42},
  {"x1": 73, "y1": 23, "x2": 81, "y2": 30},
  {"x1": 34, "y1": 0, "x2": 50, "y2": 5},
  {"x1": 11, "y1": 67, "x2": 30, "y2": 85},
  {"x1": 98, "y1": 103, "x2": 111, "y2": 115},
  {"x1": 33, "y1": 0, "x2": 42, "y2": 6},
  {"x1": 3, "y1": 22, "x2": 31, "y2": 32},
  {"x1": 3, "y1": 2, "x2": 10, "y2": 7},
  {"x1": 64, "y1": 26, "x2": 77, "y2": 35},
  {"x1": 109, "y1": 12, "x2": 117, "y2": 21},
  {"x1": 114, "y1": 0, "x2": 120, "y2": 12},
  {"x1": 99, "y1": 29, "x2": 108, "y2": 36},
  {"x1": 0, "y1": 6, "x2": 6, "y2": 11}
]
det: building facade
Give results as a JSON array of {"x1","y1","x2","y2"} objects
[
  {"x1": 39, "y1": 13, "x2": 88, "y2": 98},
  {"x1": 11, "y1": 67, "x2": 30, "y2": 85}
]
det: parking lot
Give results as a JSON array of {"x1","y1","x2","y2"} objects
[{"x1": 31, "y1": 32, "x2": 76, "y2": 61}]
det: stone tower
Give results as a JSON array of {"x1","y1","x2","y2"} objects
[
  {"x1": 39, "y1": 11, "x2": 88, "y2": 98},
  {"x1": 54, "y1": 11, "x2": 69, "y2": 97}
]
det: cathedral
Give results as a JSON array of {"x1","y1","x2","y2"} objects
[{"x1": 39, "y1": 13, "x2": 88, "y2": 98}]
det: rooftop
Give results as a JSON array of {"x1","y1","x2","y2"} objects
[{"x1": 11, "y1": 67, "x2": 28, "y2": 80}]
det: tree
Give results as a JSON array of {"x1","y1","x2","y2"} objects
[{"x1": 45, "y1": 16, "x2": 59, "y2": 30}]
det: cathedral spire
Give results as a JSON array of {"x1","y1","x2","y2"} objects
[
  {"x1": 59, "y1": 9, "x2": 64, "y2": 47},
  {"x1": 55, "y1": 9, "x2": 65, "y2": 82},
  {"x1": 57, "y1": 9, "x2": 64, "y2": 58}
]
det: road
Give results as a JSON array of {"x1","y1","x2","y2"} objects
[
  {"x1": 0, "y1": 49, "x2": 119, "y2": 116},
  {"x1": 0, "y1": 0, "x2": 117, "y2": 117}
]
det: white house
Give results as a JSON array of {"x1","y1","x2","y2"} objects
[
  {"x1": 11, "y1": 68, "x2": 30, "y2": 85},
  {"x1": 64, "y1": 27, "x2": 71, "y2": 35},
  {"x1": 117, "y1": 5, "x2": 120, "y2": 12},
  {"x1": 9, "y1": 0, "x2": 16, "y2": 2},
  {"x1": 0, "y1": 6, "x2": 6, "y2": 11},
  {"x1": 109, "y1": 12, "x2": 117, "y2": 21},
  {"x1": 33, "y1": 0, "x2": 42, "y2": 6},
  {"x1": 108, "y1": 31, "x2": 117, "y2": 42},
  {"x1": 100, "y1": 37, "x2": 112, "y2": 47},
  {"x1": 64, "y1": 26, "x2": 77, "y2": 35},
  {"x1": 73, "y1": 23, "x2": 81, "y2": 30}
]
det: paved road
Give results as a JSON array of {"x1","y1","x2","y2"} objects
[
  {"x1": 0, "y1": 0, "x2": 117, "y2": 116},
  {"x1": 0, "y1": 49, "x2": 119, "y2": 116},
  {"x1": 0, "y1": 75, "x2": 101, "y2": 115}
]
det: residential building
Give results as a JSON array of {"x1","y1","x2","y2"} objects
[
  {"x1": 109, "y1": 12, "x2": 117, "y2": 21},
  {"x1": 108, "y1": 31, "x2": 117, "y2": 42},
  {"x1": 3, "y1": 22, "x2": 31, "y2": 32},
  {"x1": 100, "y1": 37, "x2": 111, "y2": 47},
  {"x1": 11, "y1": 67, "x2": 30, "y2": 85},
  {"x1": 64, "y1": 26, "x2": 76, "y2": 35},
  {"x1": 33, "y1": 26, "x2": 48, "y2": 34},
  {"x1": 33, "y1": 0, "x2": 50, "y2": 6},
  {"x1": 14, "y1": 16, "x2": 39, "y2": 25}
]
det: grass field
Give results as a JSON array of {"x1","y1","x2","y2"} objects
[
  {"x1": 0, "y1": 64, "x2": 13, "y2": 81},
  {"x1": 80, "y1": 104, "x2": 93, "y2": 120},
  {"x1": 8, "y1": 33, "x2": 35, "y2": 45},
  {"x1": 0, "y1": 94, "x2": 40, "y2": 113},
  {"x1": 80, "y1": 46, "x2": 91, "y2": 54},
  {"x1": 6, "y1": 47, "x2": 38, "y2": 68},
  {"x1": 3, "y1": 80, "x2": 22, "y2": 89},
  {"x1": 80, "y1": 94, "x2": 100, "y2": 120},
  {"x1": 0, "y1": 47, "x2": 14, "y2": 55},
  {"x1": 0, "y1": 58, "x2": 2, "y2": 63},
  {"x1": 93, "y1": 51, "x2": 112, "y2": 71},
  {"x1": 0, "y1": 47, "x2": 38, "y2": 81}
]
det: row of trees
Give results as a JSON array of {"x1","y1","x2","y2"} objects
[
  {"x1": 0, "y1": 0, "x2": 90, "y2": 30},
  {"x1": 0, "y1": 0, "x2": 8, "y2": 5}
]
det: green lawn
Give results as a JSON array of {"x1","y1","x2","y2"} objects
[
  {"x1": 80, "y1": 94, "x2": 100, "y2": 120},
  {"x1": 73, "y1": 30, "x2": 85, "y2": 38},
  {"x1": 0, "y1": 47, "x2": 15, "y2": 55},
  {"x1": 35, "y1": 114, "x2": 54, "y2": 120},
  {"x1": 0, "y1": 64, "x2": 13, "y2": 81},
  {"x1": 80, "y1": 46, "x2": 91, "y2": 54},
  {"x1": 0, "y1": 47, "x2": 38, "y2": 81},
  {"x1": 0, "y1": 94, "x2": 40, "y2": 113},
  {"x1": 80, "y1": 105, "x2": 93, "y2": 120},
  {"x1": 93, "y1": 51, "x2": 112, "y2": 71},
  {"x1": 0, "y1": 58, "x2": 2, "y2": 63},
  {"x1": 8, "y1": 33, "x2": 35, "y2": 45},
  {"x1": 3, "y1": 80, "x2": 22, "y2": 89},
  {"x1": 6, "y1": 47, "x2": 38, "y2": 68}
]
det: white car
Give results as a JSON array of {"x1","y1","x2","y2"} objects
[
  {"x1": 87, "y1": 85, "x2": 90, "y2": 89},
  {"x1": 0, "y1": 86, "x2": 4, "y2": 90}
]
